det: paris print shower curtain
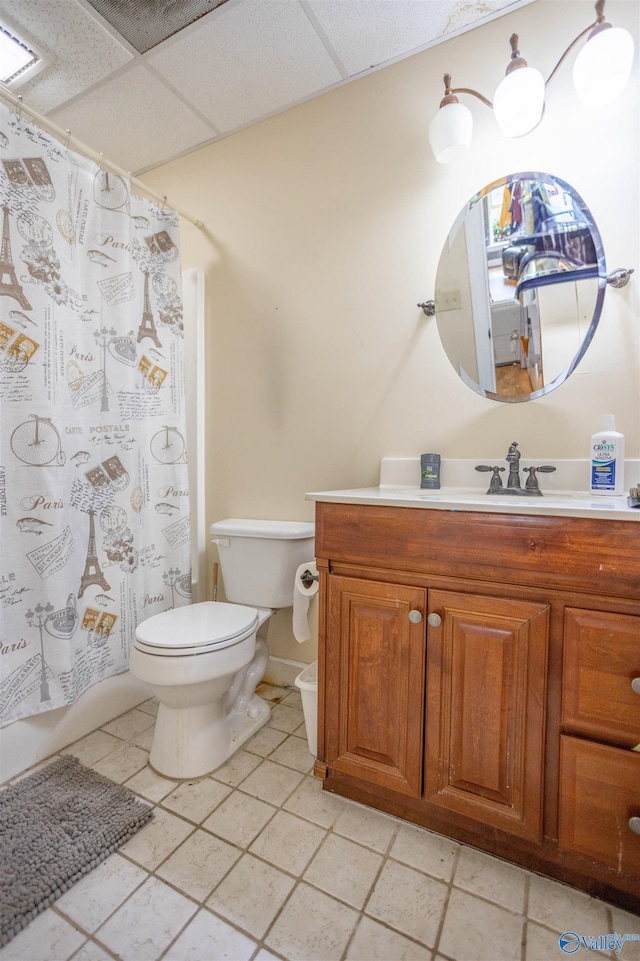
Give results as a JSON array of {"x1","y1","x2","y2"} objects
[{"x1": 0, "y1": 100, "x2": 191, "y2": 727}]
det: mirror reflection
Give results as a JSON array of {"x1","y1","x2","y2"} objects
[{"x1": 435, "y1": 172, "x2": 607, "y2": 402}]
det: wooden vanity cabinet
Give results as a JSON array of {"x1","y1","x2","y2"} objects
[{"x1": 315, "y1": 501, "x2": 640, "y2": 912}]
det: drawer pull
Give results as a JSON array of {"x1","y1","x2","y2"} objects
[
  {"x1": 408, "y1": 610, "x2": 423, "y2": 624},
  {"x1": 427, "y1": 613, "x2": 442, "y2": 628},
  {"x1": 632, "y1": 678, "x2": 640, "y2": 695},
  {"x1": 629, "y1": 817, "x2": 640, "y2": 836}
]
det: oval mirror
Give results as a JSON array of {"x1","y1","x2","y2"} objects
[{"x1": 434, "y1": 172, "x2": 607, "y2": 402}]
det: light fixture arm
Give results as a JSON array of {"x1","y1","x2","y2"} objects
[
  {"x1": 441, "y1": 74, "x2": 493, "y2": 109},
  {"x1": 447, "y1": 85, "x2": 493, "y2": 109},
  {"x1": 544, "y1": 15, "x2": 601, "y2": 87}
]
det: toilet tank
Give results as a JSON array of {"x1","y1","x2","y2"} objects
[{"x1": 210, "y1": 518, "x2": 315, "y2": 609}]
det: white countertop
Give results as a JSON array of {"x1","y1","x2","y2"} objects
[
  {"x1": 305, "y1": 485, "x2": 640, "y2": 521},
  {"x1": 306, "y1": 458, "x2": 640, "y2": 522}
]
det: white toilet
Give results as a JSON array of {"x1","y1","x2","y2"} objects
[{"x1": 131, "y1": 518, "x2": 315, "y2": 779}]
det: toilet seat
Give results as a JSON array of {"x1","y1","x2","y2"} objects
[{"x1": 134, "y1": 602, "x2": 259, "y2": 657}]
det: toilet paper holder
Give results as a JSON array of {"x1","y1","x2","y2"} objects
[{"x1": 299, "y1": 568, "x2": 319, "y2": 589}]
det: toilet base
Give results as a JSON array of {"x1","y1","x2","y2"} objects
[
  {"x1": 149, "y1": 693, "x2": 271, "y2": 780},
  {"x1": 227, "y1": 693, "x2": 271, "y2": 755}
]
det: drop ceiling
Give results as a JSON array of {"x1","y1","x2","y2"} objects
[{"x1": 0, "y1": 0, "x2": 534, "y2": 175}]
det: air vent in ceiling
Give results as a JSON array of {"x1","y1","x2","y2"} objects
[{"x1": 86, "y1": 0, "x2": 231, "y2": 54}]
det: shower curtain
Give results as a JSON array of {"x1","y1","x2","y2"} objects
[{"x1": 0, "y1": 100, "x2": 191, "y2": 727}]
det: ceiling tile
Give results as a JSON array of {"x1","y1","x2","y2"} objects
[
  {"x1": 49, "y1": 62, "x2": 217, "y2": 172},
  {"x1": 0, "y1": 0, "x2": 133, "y2": 112},
  {"x1": 307, "y1": 0, "x2": 526, "y2": 77},
  {"x1": 147, "y1": 0, "x2": 343, "y2": 132}
]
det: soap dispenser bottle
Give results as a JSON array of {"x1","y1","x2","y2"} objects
[{"x1": 590, "y1": 414, "x2": 625, "y2": 495}]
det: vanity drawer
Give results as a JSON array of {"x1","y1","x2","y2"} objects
[
  {"x1": 559, "y1": 736, "x2": 640, "y2": 876},
  {"x1": 562, "y1": 608, "x2": 640, "y2": 747}
]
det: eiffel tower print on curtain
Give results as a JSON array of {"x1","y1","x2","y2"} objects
[
  {"x1": 136, "y1": 270, "x2": 162, "y2": 347},
  {"x1": 0, "y1": 206, "x2": 31, "y2": 310},
  {"x1": 78, "y1": 509, "x2": 111, "y2": 598}
]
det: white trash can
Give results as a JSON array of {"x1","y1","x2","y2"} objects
[{"x1": 295, "y1": 660, "x2": 318, "y2": 756}]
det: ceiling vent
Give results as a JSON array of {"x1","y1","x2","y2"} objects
[{"x1": 86, "y1": 0, "x2": 231, "y2": 54}]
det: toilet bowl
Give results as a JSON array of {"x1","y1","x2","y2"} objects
[
  {"x1": 131, "y1": 601, "x2": 266, "y2": 778},
  {"x1": 131, "y1": 517, "x2": 315, "y2": 779}
]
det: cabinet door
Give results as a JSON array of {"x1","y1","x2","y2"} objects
[
  {"x1": 325, "y1": 575, "x2": 427, "y2": 797},
  {"x1": 425, "y1": 589, "x2": 549, "y2": 841},
  {"x1": 559, "y1": 735, "x2": 640, "y2": 876},
  {"x1": 562, "y1": 608, "x2": 640, "y2": 748}
]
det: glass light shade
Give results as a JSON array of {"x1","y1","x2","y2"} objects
[
  {"x1": 572, "y1": 26, "x2": 635, "y2": 106},
  {"x1": 428, "y1": 101, "x2": 473, "y2": 164},
  {"x1": 493, "y1": 66, "x2": 545, "y2": 137}
]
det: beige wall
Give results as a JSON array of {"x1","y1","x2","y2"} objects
[{"x1": 143, "y1": 0, "x2": 639, "y2": 665}]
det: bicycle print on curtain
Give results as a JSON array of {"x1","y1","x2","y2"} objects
[{"x1": 0, "y1": 99, "x2": 191, "y2": 727}]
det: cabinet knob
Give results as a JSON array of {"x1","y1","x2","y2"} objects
[
  {"x1": 629, "y1": 817, "x2": 640, "y2": 836},
  {"x1": 408, "y1": 610, "x2": 423, "y2": 624},
  {"x1": 427, "y1": 613, "x2": 442, "y2": 628},
  {"x1": 632, "y1": 678, "x2": 640, "y2": 695}
]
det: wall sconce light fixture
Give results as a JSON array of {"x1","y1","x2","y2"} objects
[{"x1": 428, "y1": 0, "x2": 635, "y2": 163}]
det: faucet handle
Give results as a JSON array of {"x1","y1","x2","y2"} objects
[
  {"x1": 475, "y1": 464, "x2": 505, "y2": 493},
  {"x1": 524, "y1": 464, "x2": 556, "y2": 494}
]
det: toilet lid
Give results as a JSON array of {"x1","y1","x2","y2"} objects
[{"x1": 134, "y1": 602, "x2": 259, "y2": 656}]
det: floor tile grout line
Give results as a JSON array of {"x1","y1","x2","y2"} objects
[
  {"x1": 337, "y1": 819, "x2": 401, "y2": 961},
  {"x1": 522, "y1": 870, "x2": 531, "y2": 960},
  {"x1": 429, "y1": 842, "x2": 462, "y2": 960},
  {"x1": 50, "y1": 904, "x2": 122, "y2": 961},
  {"x1": 153, "y1": 899, "x2": 249, "y2": 961},
  {"x1": 254, "y1": 875, "x2": 309, "y2": 958},
  {"x1": 448, "y1": 875, "x2": 529, "y2": 921},
  {"x1": 68, "y1": 932, "x2": 121, "y2": 961}
]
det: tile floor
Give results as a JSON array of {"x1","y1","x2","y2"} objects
[{"x1": 1, "y1": 684, "x2": 639, "y2": 961}]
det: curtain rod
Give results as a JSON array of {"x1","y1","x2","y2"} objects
[{"x1": 0, "y1": 86, "x2": 204, "y2": 230}]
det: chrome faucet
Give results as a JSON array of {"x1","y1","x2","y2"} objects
[{"x1": 475, "y1": 442, "x2": 556, "y2": 496}]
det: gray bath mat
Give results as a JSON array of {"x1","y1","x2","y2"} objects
[{"x1": 0, "y1": 754, "x2": 153, "y2": 947}]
